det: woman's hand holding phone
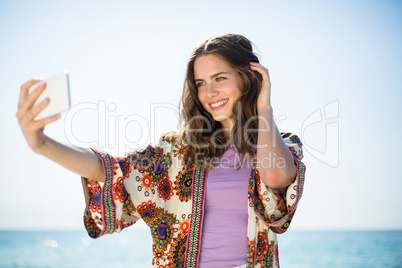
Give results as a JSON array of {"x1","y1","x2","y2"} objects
[
  {"x1": 16, "y1": 77, "x2": 105, "y2": 182},
  {"x1": 16, "y1": 79, "x2": 61, "y2": 152}
]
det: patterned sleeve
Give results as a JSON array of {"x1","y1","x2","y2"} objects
[
  {"x1": 251, "y1": 132, "x2": 306, "y2": 234},
  {"x1": 81, "y1": 138, "x2": 173, "y2": 239}
]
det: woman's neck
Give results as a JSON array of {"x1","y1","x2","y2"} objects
[{"x1": 220, "y1": 118, "x2": 234, "y2": 140}]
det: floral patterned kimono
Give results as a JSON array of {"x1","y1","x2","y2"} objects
[{"x1": 82, "y1": 132, "x2": 306, "y2": 268}]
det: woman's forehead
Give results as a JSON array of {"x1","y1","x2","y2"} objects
[{"x1": 194, "y1": 54, "x2": 234, "y2": 79}]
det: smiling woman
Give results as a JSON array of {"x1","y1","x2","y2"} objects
[
  {"x1": 16, "y1": 33, "x2": 305, "y2": 268},
  {"x1": 195, "y1": 54, "x2": 243, "y2": 130}
]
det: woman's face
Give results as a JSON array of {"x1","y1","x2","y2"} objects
[{"x1": 194, "y1": 54, "x2": 243, "y2": 129}]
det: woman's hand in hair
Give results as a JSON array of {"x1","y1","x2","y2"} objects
[
  {"x1": 249, "y1": 62, "x2": 272, "y2": 111},
  {"x1": 16, "y1": 79, "x2": 61, "y2": 152},
  {"x1": 250, "y1": 62, "x2": 297, "y2": 188}
]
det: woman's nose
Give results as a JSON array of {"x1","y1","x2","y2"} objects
[{"x1": 206, "y1": 83, "x2": 218, "y2": 98}]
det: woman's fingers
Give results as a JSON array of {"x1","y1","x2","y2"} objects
[
  {"x1": 19, "y1": 97, "x2": 50, "y2": 126},
  {"x1": 18, "y1": 79, "x2": 43, "y2": 109},
  {"x1": 16, "y1": 82, "x2": 46, "y2": 119},
  {"x1": 250, "y1": 62, "x2": 272, "y2": 109},
  {"x1": 30, "y1": 113, "x2": 61, "y2": 131},
  {"x1": 17, "y1": 98, "x2": 61, "y2": 151},
  {"x1": 16, "y1": 78, "x2": 61, "y2": 152},
  {"x1": 249, "y1": 62, "x2": 271, "y2": 84},
  {"x1": 17, "y1": 86, "x2": 58, "y2": 135}
]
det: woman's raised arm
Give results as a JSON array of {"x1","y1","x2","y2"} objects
[{"x1": 16, "y1": 79, "x2": 105, "y2": 182}]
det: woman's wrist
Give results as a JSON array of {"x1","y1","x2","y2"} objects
[
  {"x1": 31, "y1": 134, "x2": 49, "y2": 155},
  {"x1": 257, "y1": 105, "x2": 274, "y2": 119}
]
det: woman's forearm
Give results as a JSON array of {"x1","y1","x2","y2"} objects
[
  {"x1": 35, "y1": 136, "x2": 105, "y2": 182},
  {"x1": 16, "y1": 80, "x2": 105, "y2": 182},
  {"x1": 256, "y1": 106, "x2": 297, "y2": 189}
]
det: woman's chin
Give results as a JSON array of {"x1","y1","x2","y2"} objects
[
  {"x1": 213, "y1": 114, "x2": 230, "y2": 121},
  {"x1": 213, "y1": 114, "x2": 234, "y2": 128}
]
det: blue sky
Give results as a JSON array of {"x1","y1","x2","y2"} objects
[{"x1": 1, "y1": 0, "x2": 401, "y2": 231}]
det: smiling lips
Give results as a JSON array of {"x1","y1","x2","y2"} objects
[{"x1": 209, "y1": 99, "x2": 228, "y2": 110}]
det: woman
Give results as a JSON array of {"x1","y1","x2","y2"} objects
[{"x1": 16, "y1": 34, "x2": 305, "y2": 268}]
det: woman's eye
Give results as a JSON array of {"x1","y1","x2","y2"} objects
[
  {"x1": 216, "y1": 77, "x2": 225, "y2": 82},
  {"x1": 196, "y1": 82, "x2": 205, "y2": 87}
]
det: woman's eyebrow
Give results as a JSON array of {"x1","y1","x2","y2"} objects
[{"x1": 195, "y1": 71, "x2": 230, "y2": 82}]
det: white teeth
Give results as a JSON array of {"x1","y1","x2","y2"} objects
[{"x1": 210, "y1": 99, "x2": 228, "y2": 108}]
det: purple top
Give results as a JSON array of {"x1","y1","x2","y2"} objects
[{"x1": 199, "y1": 146, "x2": 252, "y2": 268}]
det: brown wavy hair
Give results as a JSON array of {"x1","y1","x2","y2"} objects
[{"x1": 177, "y1": 34, "x2": 263, "y2": 168}]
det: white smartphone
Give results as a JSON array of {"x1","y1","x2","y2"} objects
[{"x1": 28, "y1": 72, "x2": 71, "y2": 121}]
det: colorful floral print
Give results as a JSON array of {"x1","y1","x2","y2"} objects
[
  {"x1": 128, "y1": 145, "x2": 161, "y2": 173},
  {"x1": 87, "y1": 181, "x2": 102, "y2": 214},
  {"x1": 247, "y1": 238, "x2": 256, "y2": 266},
  {"x1": 150, "y1": 217, "x2": 173, "y2": 249},
  {"x1": 116, "y1": 157, "x2": 132, "y2": 179},
  {"x1": 157, "y1": 176, "x2": 174, "y2": 201},
  {"x1": 174, "y1": 166, "x2": 193, "y2": 202},
  {"x1": 140, "y1": 174, "x2": 153, "y2": 191},
  {"x1": 83, "y1": 210, "x2": 101, "y2": 238},
  {"x1": 81, "y1": 132, "x2": 306, "y2": 268},
  {"x1": 168, "y1": 233, "x2": 187, "y2": 267},
  {"x1": 137, "y1": 201, "x2": 157, "y2": 219},
  {"x1": 178, "y1": 218, "x2": 190, "y2": 233},
  {"x1": 149, "y1": 155, "x2": 169, "y2": 183}
]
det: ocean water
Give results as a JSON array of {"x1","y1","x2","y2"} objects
[
  {"x1": 278, "y1": 230, "x2": 402, "y2": 268},
  {"x1": 0, "y1": 229, "x2": 401, "y2": 268}
]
